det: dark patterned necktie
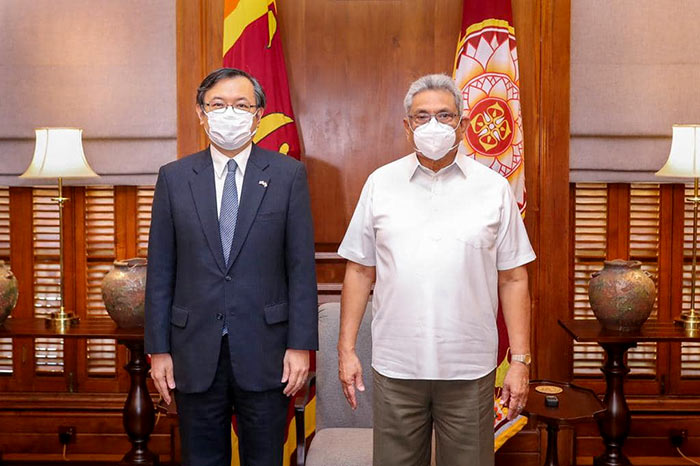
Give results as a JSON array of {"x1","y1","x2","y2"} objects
[{"x1": 219, "y1": 158, "x2": 238, "y2": 266}]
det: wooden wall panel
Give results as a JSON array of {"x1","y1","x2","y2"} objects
[
  {"x1": 278, "y1": 0, "x2": 463, "y2": 243},
  {"x1": 176, "y1": 0, "x2": 207, "y2": 157},
  {"x1": 528, "y1": 0, "x2": 571, "y2": 381},
  {"x1": 511, "y1": 0, "x2": 542, "y2": 378}
]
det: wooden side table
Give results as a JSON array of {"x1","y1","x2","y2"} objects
[
  {"x1": 523, "y1": 380, "x2": 605, "y2": 466},
  {"x1": 0, "y1": 318, "x2": 159, "y2": 466},
  {"x1": 558, "y1": 319, "x2": 700, "y2": 466}
]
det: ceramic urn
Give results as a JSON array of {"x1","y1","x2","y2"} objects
[
  {"x1": 0, "y1": 261, "x2": 18, "y2": 326},
  {"x1": 588, "y1": 259, "x2": 656, "y2": 331},
  {"x1": 101, "y1": 258, "x2": 147, "y2": 328}
]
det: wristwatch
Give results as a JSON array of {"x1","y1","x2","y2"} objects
[{"x1": 511, "y1": 353, "x2": 532, "y2": 366}]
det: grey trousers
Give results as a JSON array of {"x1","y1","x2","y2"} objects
[{"x1": 372, "y1": 369, "x2": 496, "y2": 466}]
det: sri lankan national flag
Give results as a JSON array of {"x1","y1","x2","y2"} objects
[
  {"x1": 223, "y1": 0, "x2": 301, "y2": 160},
  {"x1": 223, "y1": 2, "x2": 313, "y2": 465},
  {"x1": 453, "y1": 0, "x2": 528, "y2": 450}
]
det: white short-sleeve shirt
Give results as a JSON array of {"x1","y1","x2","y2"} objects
[{"x1": 338, "y1": 153, "x2": 536, "y2": 380}]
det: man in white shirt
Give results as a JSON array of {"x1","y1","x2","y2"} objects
[{"x1": 337, "y1": 74, "x2": 535, "y2": 465}]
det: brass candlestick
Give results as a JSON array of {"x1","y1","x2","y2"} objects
[
  {"x1": 46, "y1": 177, "x2": 79, "y2": 332},
  {"x1": 680, "y1": 177, "x2": 700, "y2": 333}
]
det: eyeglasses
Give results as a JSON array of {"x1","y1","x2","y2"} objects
[
  {"x1": 203, "y1": 101, "x2": 258, "y2": 114},
  {"x1": 408, "y1": 111, "x2": 459, "y2": 126}
]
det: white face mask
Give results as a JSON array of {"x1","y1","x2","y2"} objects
[
  {"x1": 205, "y1": 107, "x2": 257, "y2": 151},
  {"x1": 411, "y1": 117, "x2": 459, "y2": 161}
]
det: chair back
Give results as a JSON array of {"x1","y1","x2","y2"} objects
[{"x1": 316, "y1": 301, "x2": 374, "y2": 430}]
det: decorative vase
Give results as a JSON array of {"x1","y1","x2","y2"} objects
[
  {"x1": 588, "y1": 259, "x2": 656, "y2": 331},
  {"x1": 102, "y1": 258, "x2": 147, "y2": 328},
  {"x1": 0, "y1": 261, "x2": 19, "y2": 326}
]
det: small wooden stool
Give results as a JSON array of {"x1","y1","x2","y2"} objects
[{"x1": 523, "y1": 380, "x2": 605, "y2": 466}]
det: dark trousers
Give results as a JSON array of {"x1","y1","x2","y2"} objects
[{"x1": 175, "y1": 336, "x2": 289, "y2": 466}]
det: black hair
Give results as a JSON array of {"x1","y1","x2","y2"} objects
[{"x1": 196, "y1": 68, "x2": 267, "y2": 108}]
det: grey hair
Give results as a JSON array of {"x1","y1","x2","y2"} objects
[{"x1": 403, "y1": 74, "x2": 463, "y2": 115}]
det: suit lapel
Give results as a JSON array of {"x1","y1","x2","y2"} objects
[
  {"x1": 189, "y1": 149, "x2": 227, "y2": 273},
  {"x1": 226, "y1": 145, "x2": 271, "y2": 272}
]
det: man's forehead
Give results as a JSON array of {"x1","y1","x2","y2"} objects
[{"x1": 410, "y1": 89, "x2": 458, "y2": 111}]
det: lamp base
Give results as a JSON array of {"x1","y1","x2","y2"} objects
[
  {"x1": 675, "y1": 310, "x2": 700, "y2": 334},
  {"x1": 45, "y1": 310, "x2": 79, "y2": 333}
]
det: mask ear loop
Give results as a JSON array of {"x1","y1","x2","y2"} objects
[
  {"x1": 250, "y1": 108, "x2": 260, "y2": 139},
  {"x1": 407, "y1": 116, "x2": 422, "y2": 155},
  {"x1": 445, "y1": 115, "x2": 464, "y2": 153}
]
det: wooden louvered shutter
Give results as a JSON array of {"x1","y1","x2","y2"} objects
[
  {"x1": 627, "y1": 184, "x2": 659, "y2": 376},
  {"x1": 84, "y1": 187, "x2": 117, "y2": 376},
  {"x1": 137, "y1": 187, "x2": 154, "y2": 257},
  {"x1": 0, "y1": 187, "x2": 11, "y2": 374},
  {"x1": 2, "y1": 185, "x2": 157, "y2": 391},
  {"x1": 32, "y1": 188, "x2": 63, "y2": 374},
  {"x1": 572, "y1": 183, "x2": 607, "y2": 376},
  {"x1": 681, "y1": 183, "x2": 700, "y2": 377}
]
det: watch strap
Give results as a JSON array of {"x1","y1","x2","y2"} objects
[{"x1": 511, "y1": 353, "x2": 532, "y2": 366}]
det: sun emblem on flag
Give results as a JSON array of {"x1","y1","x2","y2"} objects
[
  {"x1": 469, "y1": 97, "x2": 514, "y2": 155},
  {"x1": 455, "y1": 27, "x2": 523, "y2": 179}
]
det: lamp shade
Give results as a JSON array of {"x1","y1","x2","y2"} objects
[
  {"x1": 656, "y1": 125, "x2": 700, "y2": 178},
  {"x1": 20, "y1": 128, "x2": 98, "y2": 179}
]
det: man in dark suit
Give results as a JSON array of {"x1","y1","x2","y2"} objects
[{"x1": 145, "y1": 68, "x2": 318, "y2": 466}]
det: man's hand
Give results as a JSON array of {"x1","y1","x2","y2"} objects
[
  {"x1": 282, "y1": 349, "x2": 310, "y2": 397},
  {"x1": 338, "y1": 349, "x2": 365, "y2": 409},
  {"x1": 150, "y1": 353, "x2": 176, "y2": 404},
  {"x1": 501, "y1": 362, "x2": 529, "y2": 420}
]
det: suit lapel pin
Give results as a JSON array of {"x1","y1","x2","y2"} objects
[{"x1": 258, "y1": 180, "x2": 268, "y2": 188}]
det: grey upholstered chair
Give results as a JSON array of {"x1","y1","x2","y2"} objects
[{"x1": 299, "y1": 301, "x2": 374, "y2": 466}]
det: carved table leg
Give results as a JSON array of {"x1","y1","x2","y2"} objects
[
  {"x1": 594, "y1": 342, "x2": 635, "y2": 466},
  {"x1": 544, "y1": 422, "x2": 560, "y2": 466},
  {"x1": 119, "y1": 340, "x2": 159, "y2": 466}
]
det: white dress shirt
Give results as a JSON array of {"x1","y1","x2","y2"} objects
[
  {"x1": 338, "y1": 153, "x2": 536, "y2": 380},
  {"x1": 211, "y1": 143, "x2": 251, "y2": 218}
]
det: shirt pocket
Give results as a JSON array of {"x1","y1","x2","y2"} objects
[{"x1": 454, "y1": 217, "x2": 498, "y2": 249}]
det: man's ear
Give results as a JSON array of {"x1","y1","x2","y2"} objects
[
  {"x1": 251, "y1": 108, "x2": 263, "y2": 131},
  {"x1": 456, "y1": 115, "x2": 469, "y2": 139},
  {"x1": 195, "y1": 104, "x2": 205, "y2": 125},
  {"x1": 403, "y1": 117, "x2": 412, "y2": 141}
]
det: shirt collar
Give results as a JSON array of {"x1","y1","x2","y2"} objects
[
  {"x1": 211, "y1": 143, "x2": 252, "y2": 179},
  {"x1": 407, "y1": 152, "x2": 469, "y2": 180}
]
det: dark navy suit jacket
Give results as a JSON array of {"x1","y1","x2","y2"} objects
[{"x1": 144, "y1": 145, "x2": 318, "y2": 393}]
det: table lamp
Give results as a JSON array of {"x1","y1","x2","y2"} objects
[
  {"x1": 20, "y1": 128, "x2": 98, "y2": 331},
  {"x1": 656, "y1": 124, "x2": 700, "y2": 332}
]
